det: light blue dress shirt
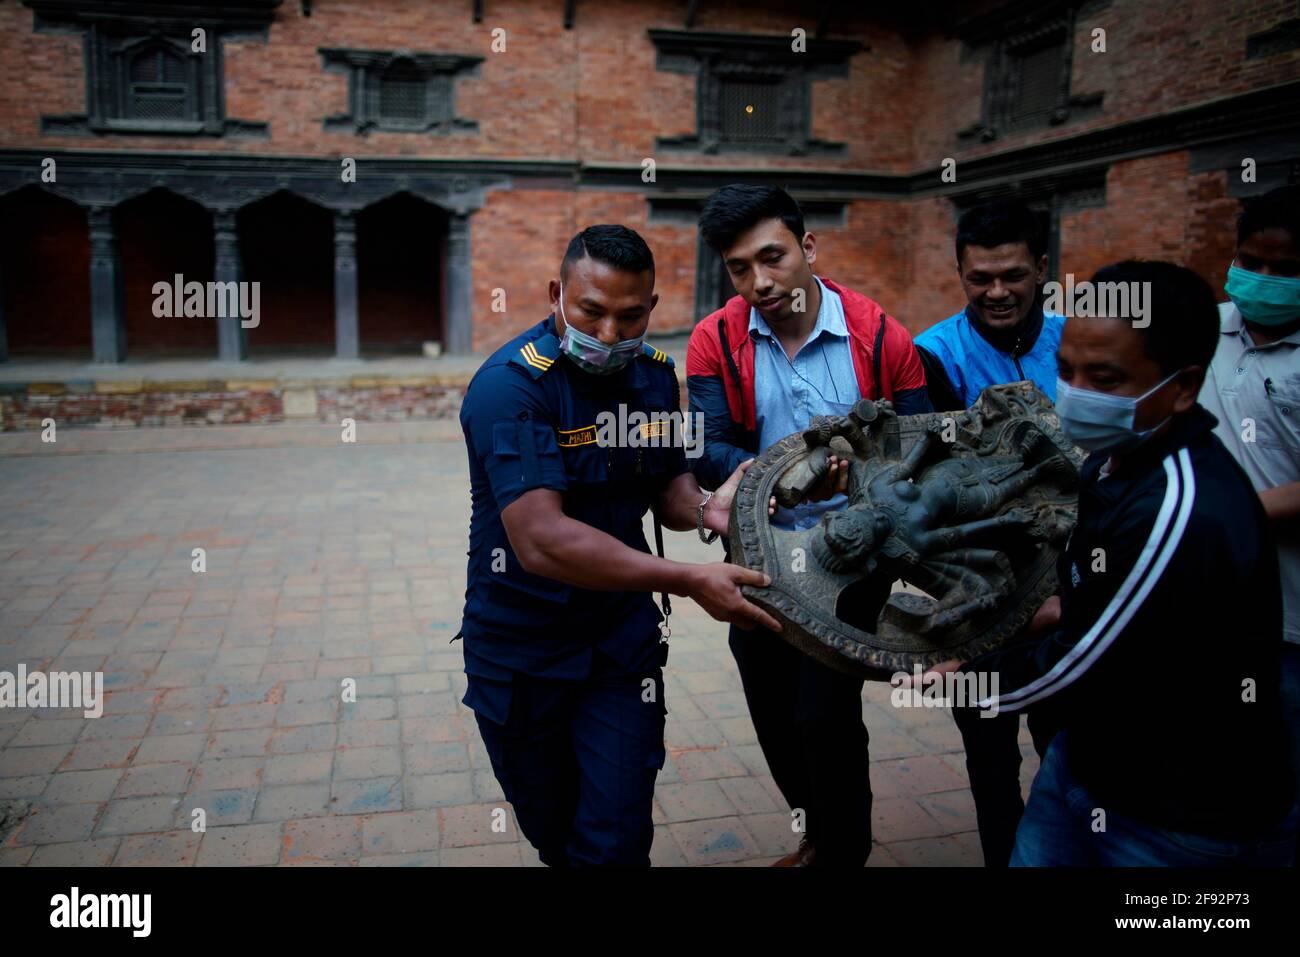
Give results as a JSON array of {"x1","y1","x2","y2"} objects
[{"x1": 750, "y1": 276, "x2": 859, "y2": 530}]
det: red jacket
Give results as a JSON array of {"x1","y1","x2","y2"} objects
[
  {"x1": 685, "y1": 277, "x2": 929, "y2": 489},
  {"x1": 686, "y1": 277, "x2": 927, "y2": 431}
]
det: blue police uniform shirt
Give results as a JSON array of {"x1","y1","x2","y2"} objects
[
  {"x1": 915, "y1": 305, "x2": 1065, "y2": 407},
  {"x1": 458, "y1": 314, "x2": 687, "y2": 700}
]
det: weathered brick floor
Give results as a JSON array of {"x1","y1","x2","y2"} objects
[{"x1": 0, "y1": 423, "x2": 1038, "y2": 866}]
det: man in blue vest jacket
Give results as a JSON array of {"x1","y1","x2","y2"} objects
[
  {"x1": 916, "y1": 199, "x2": 1065, "y2": 411},
  {"x1": 914, "y1": 199, "x2": 1067, "y2": 866}
]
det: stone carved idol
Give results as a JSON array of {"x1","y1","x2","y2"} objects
[{"x1": 728, "y1": 382, "x2": 1082, "y2": 678}]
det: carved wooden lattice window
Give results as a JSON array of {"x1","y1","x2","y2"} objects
[
  {"x1": 985, "y1": 30, "x2": 1070, "y2": 133},
  {"x1": 96, "y1": 35, "x2": 206, "y2": 131},
  {"x1": 378, "y1": 65, "x2": 427, "y2": 124},
  {"x1": 321, "y1": 48, "x2": 482, "y2": 135},
  {"x1": 127, "y1": 45, "x2": 189, "y2": 121},
  {"x1": 31, "y1": 1, "x2": 276, "y2": 138},
  {"x1": 718, "y1": 77, "x2": 783, "y2": 145},
  {"x1": 957, "y1": 2, "x2": 1104, "y2": 144},
  {"x1": 1006, "y1": 39, "x2": 1066, "y2": 130},
  {"x1": 648, "y1": 30, "x2": 860, "y2": 157}
]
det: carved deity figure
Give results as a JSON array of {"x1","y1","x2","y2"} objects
[{"x1": 728, "y1": 384, "x2": 1081, "y2": 674}]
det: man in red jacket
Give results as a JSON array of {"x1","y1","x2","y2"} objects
[{"x1": 686, "y1": 184, "x2": 931, "y2": 866}]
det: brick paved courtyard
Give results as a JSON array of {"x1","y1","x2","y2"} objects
[{"x1": 0, "y1": 423, "x2": 1037, "y2": 866}]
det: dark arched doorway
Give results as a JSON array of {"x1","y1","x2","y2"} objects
[
  {"x1": 238, "y1": 191, "x2": 334, "y2": 356},
  {"x1": 116, "y1": 187, "x2": 216, "y2": 357},
  {"x1": 0, "y1": 186, "x2": 92, "y2": 359},
  {"x1": 357, "y1": 192, "x2": 446, "y2": 355}
]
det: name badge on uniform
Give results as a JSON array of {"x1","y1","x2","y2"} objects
[{"x1": 557, "y1": 424, "x2": 599, "y2": 448}]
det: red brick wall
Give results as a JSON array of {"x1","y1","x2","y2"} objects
[
  {"x1": 468, "y1": 187, "x2": 574, "y2": 352},
  {"x1": 574, "y1": 0, "x2": 918, "y2": 172},
  {"x1": 0, "y1": 0, "x2": 1295, "y2": 356},
  {"x1": 1056, "y1": 153, "x2": 1245, "y2": 301},
  {"x1": 908, "y1": 0, "x2": 1300, "y2": 170},
  {"x1": 897, "y1": 197, "x2": 967, "y2": 334},
  {"x1": 467, "y1": 192, "x2": 944, "y2": 349},
  {"x1": 0, "y1": 0, "x2": 578, "y2": 159},
  {"x1": 0, "y1": 0, "x2": 919, "y2": 168},
  {"x1": 1184, "y1": 171, "x2": 1241, "y2": 289}
]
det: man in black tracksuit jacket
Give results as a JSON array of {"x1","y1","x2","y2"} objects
[{"x1": 945, "y1": 261, "x2": 1297, "y2": 864}]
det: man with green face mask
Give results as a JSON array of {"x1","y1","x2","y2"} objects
[{"x1": 1199, "y1": 184, "x2": 1300, "y2": 860}]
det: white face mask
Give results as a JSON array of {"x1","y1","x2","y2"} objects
[
  {"x1": 555, "y1": 282, "x2": 643, "y2": 374},
  {"x1": 1054, "y1": 370, "x2": 1180, "y2": 454}
]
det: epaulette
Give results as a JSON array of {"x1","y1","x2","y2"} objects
[
  {"x1": 509, "y1": 332, "x2": 560, "y2": 379},
  {"x1": 641, "y1": 342, "x2": 674, "y2": 367}
]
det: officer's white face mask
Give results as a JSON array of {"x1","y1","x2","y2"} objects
[{"x1": 556, "y1": 282, "x2": 644, "y2": 375}]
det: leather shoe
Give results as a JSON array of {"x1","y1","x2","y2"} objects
[{"x1": 771, "y1": 835, "x2": 815, "y2": 867}]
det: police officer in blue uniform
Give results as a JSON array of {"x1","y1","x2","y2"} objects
[{"x1": 458, "y1": 225, "x2": 779, "y2": 866}]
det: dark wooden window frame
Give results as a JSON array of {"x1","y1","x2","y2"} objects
[
  {"x1": 30, "y1": 1, "x2": 275, "y2": 138},
  {"x1": 320, "y1": 48, "x2": 483, "y2": 136},
  {"x1": 957, "y1": 0, "x2": 1105, "y2": 145},
  {"x1": 1246, "y1": 16, "x2": 1300, "y2": 59},
  {"x1": 113, "y1": 35, "x2": 204, "y2": 131},
  {"x1": 648, "y1": 29, "x2": 862, "y2": 157},
  {"x1": 995, "y1": 27, "x2": 1072, "y2": 132}
]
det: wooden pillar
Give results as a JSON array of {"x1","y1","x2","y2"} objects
[
  {"x1": 213, "y1": 208, "x2": 248, "y2": 361},
  {"x1": 443, "y1": 210, "x2": 472, "y2": 355},
  {"x1": 333, "y1": 208, "x2": 359, "y2": 359},
  {"x1": 87, "y1": 205, "x2": 126, "y2": 363}
]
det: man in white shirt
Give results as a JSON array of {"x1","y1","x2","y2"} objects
[{"x1": 1198, "y1": 184, "x2": 1300, "y2": 858}]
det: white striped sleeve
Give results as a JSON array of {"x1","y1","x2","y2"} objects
[{"x1": 975, "y1": 448, "x2": 1197, "y2": 712}]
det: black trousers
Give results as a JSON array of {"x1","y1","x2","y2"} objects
[
  {"x1": 469, "y1": 646, "x2": 667, "y2": 867},
  {"x1": 952, "y1": 701, "x2": 1060, "y2": 867},
  {"x1": 729, "y1": 624, "x2": 872, "y2": 866}
]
